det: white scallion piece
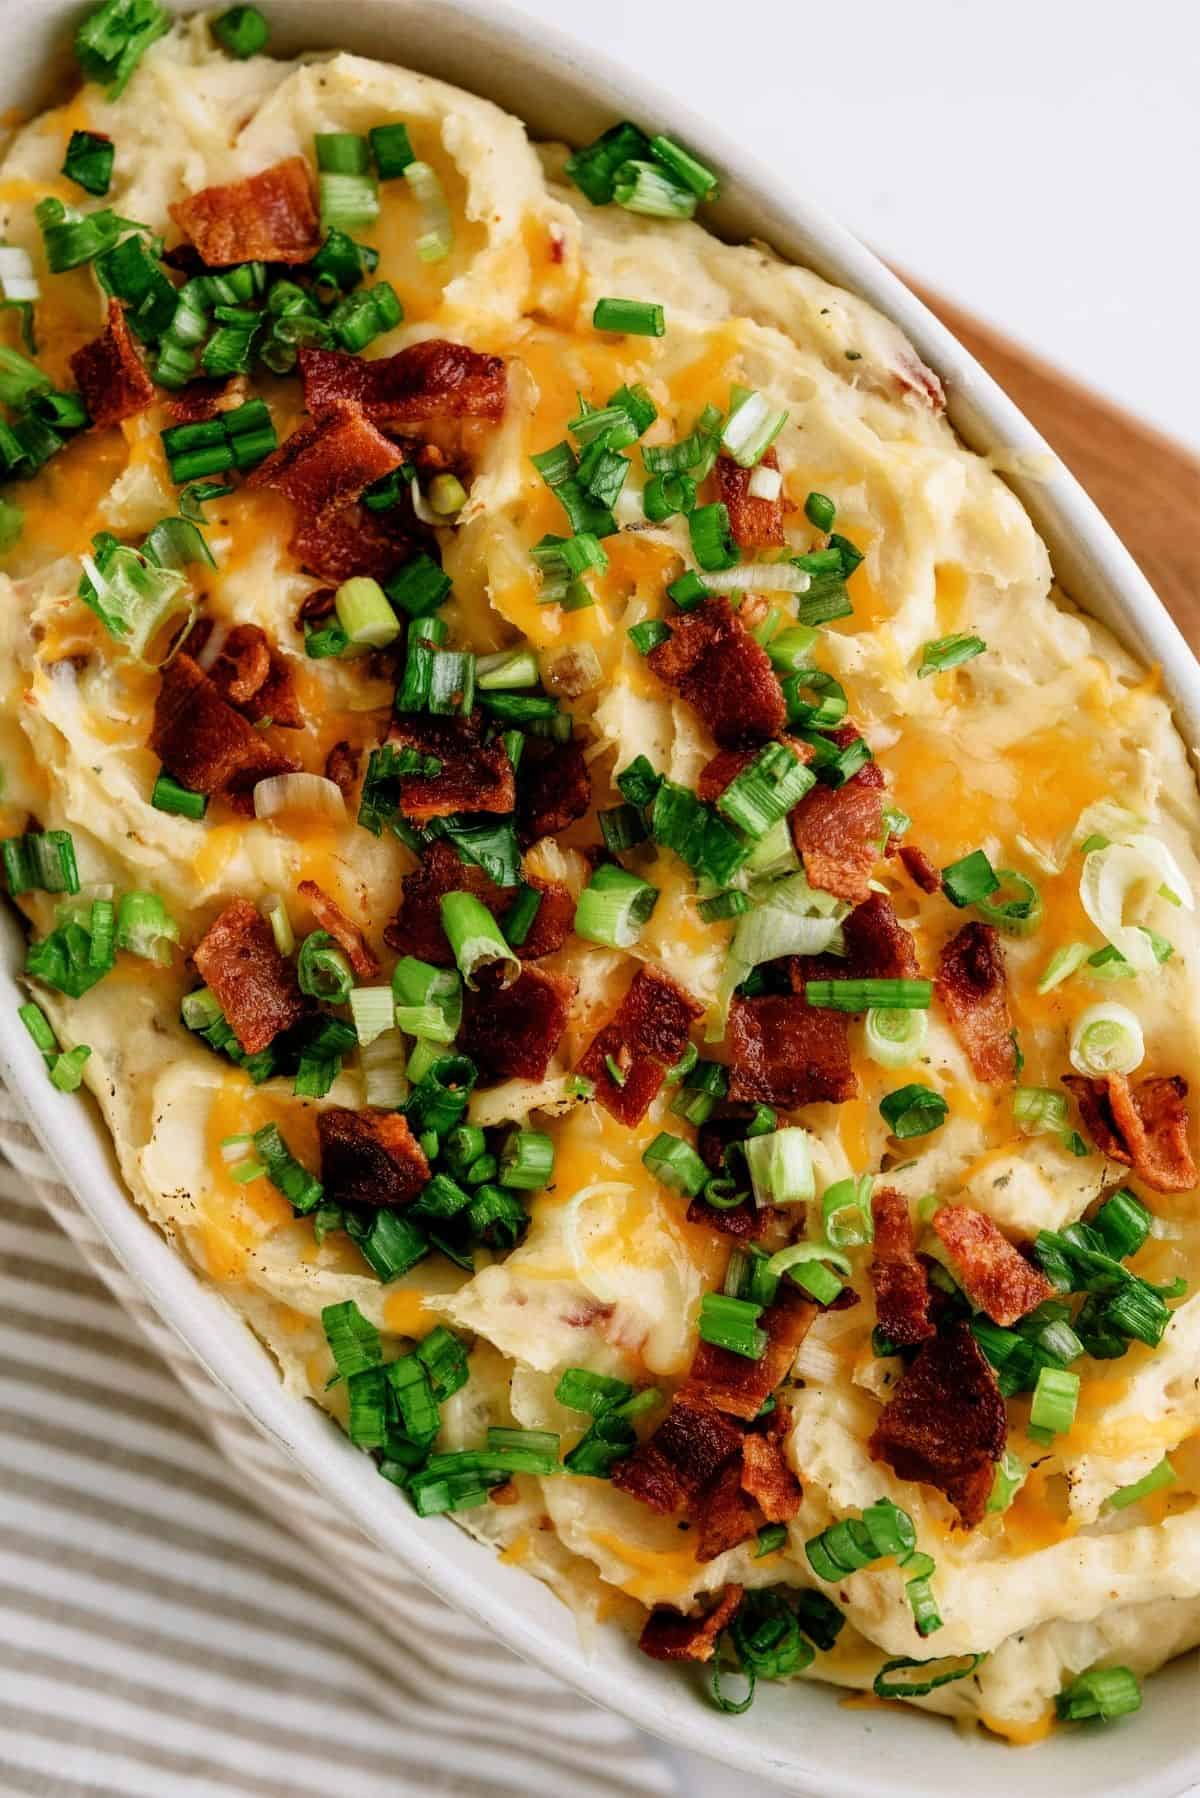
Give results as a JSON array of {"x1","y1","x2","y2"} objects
[
  {"x1": 252, "y1": 773, "x2": 346, "y2": 822},
  {"x1": 1069, "y1": 1001, "x2": 1145, "y2": 1077}
]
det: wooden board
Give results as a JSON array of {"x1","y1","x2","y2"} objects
[{"x1": 906, "y1": 281, "x2": 1200, "y2": 649}]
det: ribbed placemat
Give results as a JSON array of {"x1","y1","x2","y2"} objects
[{"x1": 0, "y1": 1086, "x2": 678, "y2": 1798}]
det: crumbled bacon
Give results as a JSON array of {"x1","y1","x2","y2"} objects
[
  {"x1": 684, "y1": 1194, "x2": 768, "y2": 1241},
  {"x1": 740, "y1": 1430, "x2": 802, "y2": 1523},
  {"x1": 611, "y1": 1391, "x2": 744, "y2": 1514},
  {"x1": 869, "y1": 1187, "x2": 935, "y2": 1347},
  {"x1": 169, "y1": 157, "x2": 321, "y2": 266},
  {"x1": 384, "y1": 711, "x2": 515, "y2": 822},
  {"x1": 727, "y1": 995, "x2": 856, "y2": 1109},
  {"x1": 868, "y1": 1320, "x2": 1006, "y2": 1527},
  {"x1": 151, "y1": 653, "x2": 299, "y2": 808},
  {"x1": 788, "y1": 728, "x2": 885, "y2": 904},
  {"x1": 715, "y1": 449, "x2": 785, "y2": 550},
  {"x1": 384, "y1": 839, "x2": 570, "y2": 964},
  {"x1": 932, "y1": 1204, "x2": 1054, "y2": 1325},
  {"x1": 292, "y1": 506, "x2": 416, "y2": 585},
  {"x1": 184, "y1": 621, "x2": 303, "y2": 729},
  {"x1": 162, "y1": 375, "x2": 247, "y2": 425},
  {"x1": 646, "y1": 597, "x2": 787, "y2": 748},
  {"x1": 324, "y1": 740, "x2": 361, "y2": 799},
  {"x1": 936, "y1": 922, "x2": 1015, "y2": 1084},
  {"x1": 689, "y1": 1285, "x2": 818, "y2": 1421},
  {"x1": 893, "y1": 349, "x2": 946, "y2": 412},
  {"x1": 696, "y1": 1459, "x2": 758, "y2": 1562},
  {"x1": 1063, "y1": 1072, "x2": 1197, "y2": 1194},
  {"x1": 192, "y1": 898, "x2": 306, "y2": 1055},
  {"x1": 297, "y1": 878, "x2": 379, "y2": 980},
  {"x1": 638, "y1": 1586, "x2": 743, "y2": 1664},
  {"x1": 299, "y1": 340, "x2": 507, "y2": 424},
  {"x1": 69, "y1": 299, "x2": 154, "y2": 429},
  {"x1": 577, "y1": 965, "x2": 703, "y2": 1125},
  {"x1": 840, "y1": 891, "x2": 919, "y2": 979},
  {"x1": 898, "y1": 843, "x2": 941, "y2": 894},
  {"x1": 459, "y1": 965, "x2": 576, "y2": 1082},
  {"x1": 696, "y1": 747, "x2": 757, "y2": 805},
  {"x1": 248, "y1": 400, "x2": 404, "y2": 531},
  {"x1": 317, "y1": 1107, "x2": 430, "y2": 1210},
  {"x1": 516, "y1": 736, "x2": 591, "y2": 844}
]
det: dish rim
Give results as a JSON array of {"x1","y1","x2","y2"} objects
[{"x1": 2, "y1": 2, "x2": 1199, "y2": 1792}]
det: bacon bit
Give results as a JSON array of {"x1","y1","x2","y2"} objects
[
  {"x1": 893, "y1": 349, "x2": 946, "y2": 412},
  {"x1": 740, "y1": 1431, "x2": 802, "y2": 1523},
  {"x1": 193, "y1": 898, "x2": 306, "y2": 1055},
  {"x1": 869, "y1": 1188, "x2": 935, "y2": 1346},
  {"x1": 459, "y1": 965, "x2": 576, "y2": 1082},
  {"x1": 185, "y1": 621, "x2": 303, "y2": 729},
  {"x1": 684, "y1": 1194, "x2": 768, "y2": 1241},
  {"x1": 899, "y1": 843, "x2": 941, "y2": 894},
  {"x1": 324, "y1": 740, "x2": 361, "y2": 800},
  {"x1": 727, "y1": 995, "x2": 856, "y2": 1109},
  {"x1": 249, "y1": 400, "x2": 403, "y2": 530},
  {"x1": 169, "y1": 157, "x2": 320, "y2": 266},
  {"x1": 488, "y1": 1479, "x2": 520, "y2": 1506},
  {"x1": 646, "y1": 598, "x2": 787, "y2": 748},
  {"x1": 870, "y1": 1320, "x2": 1006, "y2": 1527},
  {"x1": 936, "y1": 922, "x2": 1015, "y2": 1084},
  {"x1": 384, "y1": 840, "x2": 570, "y2": 964},
  {"x1": 300, "y1": 340, "x2": 507, "y2": 425},
  {"x1": 292, "y1": 506, "x2": 416, "y2": 584},
  {"x1": 385, "y1": 711, "x2": 515, "y2": 822},
  {"x1": 1063, "y1": 1072, "x2": 1197, "y2": 1194},
  {"x1": 696, "y1": 1460, "x2": 758, "y2": 1562},
  {"x1": 932, "y1": 1204, "x2": 1054, "y2": 1325},
  {"x1": 611, "y1": 1391, "x2": 744, "y2": 1514},
  {"x1": 638, "y1": 1585, "x2": 743, "y2": 1664},
  {"x1": 832, "y1": 891, "x2": 920, "y2": 981},
  {"x1": 297, "y1": 878, "x2": 379, "y2": 980},
  {"x1": 689, "y1": 1286, "x2": 818, "y2": 1422},
  {"x1": 696, "y1": 747, "x2": 756, "y2": 805},
  {"x1": 151, "y1": 652, "x2": 299, "y2": 809},
  {"x1": 69, "y1": 299, "x2": 154, "y2": 430},
  {"x1": 162, "y1": 375, "x2": 247, "y2": 426},
  {"x1": 516, "y1": 736, "x2": 591, "y2": 844},
  {"x1": 715, "y1": 449, "x2": 785, "y2": 550},
  {"x1": 788, "y1": 728, "x2": 885, "y2": 905},
  {"x1": 577, "y1": 965, "x2": 704, "y2": 1125},
  {"x1": 297, "y1": 587, "x2": 337, "y2": 624},
  {"x1": 317, "y1": 1106, "x2": 430, "y2": 1209}
]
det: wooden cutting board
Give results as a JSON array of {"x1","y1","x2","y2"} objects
[{"x1": 909, "y1": 282, "x2": 1200, "y2": 650}]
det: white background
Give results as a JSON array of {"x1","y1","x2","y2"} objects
[{"x1": 506, "y1": 0, "x2": 1199, "y2": 1787}]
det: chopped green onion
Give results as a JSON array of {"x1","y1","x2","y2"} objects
[
  {"x1": 1037, "y1": 941, "x2": 1091, "y2": 994},
  {"x1": 328, "y1": 280, "x2": 403, "y2": 354},
  {"x1": 2, "y1": 830, "x2": 80, "y2": 897},
  {"x1": 905, "y1": 1561, "x2": 943, "y2": 1637},
  {"x1": 332, "y1": 575, "x2": 400, "y2": 649},
  {"x1": 369, "y1": 122, "x2": 415, "y2": 180},
  {"x1": 668, "y1": 570, "x2": 709, "y2": 611},
  {"x1": 1069, "y1": 1001, "x2": 1144, "y2": 1076},
  {"x1": 1029, "y1": 1365, "x2": 1080, "y2": 1438},
  {"x1": 688, "y1": 501, "x2": 740, "y2": 572},
  {"x1": 918, "y1": 633, "x2": 987, "y2": 678},
  {"x1": 781, "y1": 669, "x2": 847, "y2": 731},
  {"x1": 499, "y1": 1129, "x2": 554, "y2": 1191},
  {"x1": 1012, "y1": 1085, "x2": 1069, "y2": 1135},
  {"x1": 864, "y1": 1006, "x2": 927, "y2": 1068},
  {"x1": 316, "y1": 132, "x2": 379, "y2": 232},
  {"x1": 296, "y1": 931, "x2": 353, "y2": 1004},
  {"x1": 874, "y1": 1654, "x2": 985, "y2": 1700},
  {"x1": 385, "y1": 551, "x2": 452, "y2": 618},
  {"x1": 348, "y1": 1208, "x2": 428, "y2": 1282},
  {"x1": 613, "y1": 160, "x2": 697, "y2": 218},
  {"x1": 391, "y1": 957, "x2": 463, "y2": 1044},
  {"x1": 648, "y1": 134, "x2": 719, "y2": 201},
  {"x1": 62, "y1": 129, "x2": 114, "y2": 196},
  {"x1": 753, "y1": 1523, "x2": 788, "y2": 1558},
  {"x1": 406, "y1": 1052, "x2": 477, "y2": 1138},
  {"x1": 806, "y1": 978, "x2": 931, "y2": 1013},
  {"x1": 592, "y1": 297, "x2": 665, "y2": 336},
  {"x1": 716, "y1": 743, "x2": 815, "y2": 839},
  {"x1": 75, "y1": 0, "x2": 170, "y2": 98},
  {"x1": 941, "y1": 848, "x2": 1000, "y2": 908},
  {"x1": 986, "y1": 1447, "x2": 1028, "y2": 1513},
  {"x1": 564, "y1": 122, "x2": 653, "y2": 205},
  {"x1": 465, "y1": 1182, "x2": 528, "y2": 1249},
  {"x1": 767, "y1": 625, "x2": 821, "y2": 674},
  {"x1": 599, "y1": 803, "x2": 646, "y2": 853},
  {"x1": 1055, "y1": 1666, "x2": 1142, "y2": 1724},
  {"x1": 212, "y1": 4, "x2": 268, "y2": 55},
  {"x1": 879, "y1": 1083, "x2": 948, "y2": 1140},
  {"x1": 1093, "y1": 1188, "x2": 1151, "y2": 1260},
  {"x1": 160, "y1": 398, "x2": 276, "y2": 483},
  {"x1": 642, "y1": 472, "x2": 696, "y2": 521},
  {"x1": 150, "y1": 772, "x2": 207, "y2": 820},
  {"x1": 643, "y1": 1132, "x2": 709, "y2": 1198},
  {"x1": 698, "y1": 1292, "x2": 767, "y2": 1359},
  {"x1": 255, "y1": 1122, "x2": 323, "y2": 1215},
  {"x1": 697, "y1": 889, "x2": 752, "y2": 923},
  {"x1": 348, "y1": 984, "x2": 395, "y2": 1048},
  {"x1": 822, "y1": 1175, "x2": 874, "y2": 1249},
  {"x1": 0, "y1": 498, "x2": 23, "y2": 555},
  {"x1": 628, "y1": 619, "x2": 671, "y2": 656},
  {"x1": 115, "y1": 891, "x2": 179, "y2": 964},
  {"x1": 744, "y1": 1126, "x2": 814, "y2": 1207},
  {"x1": 1106, "y1": 1455, "x2": 1176, "y2": 1511},
  {"x1": 439, "y1": 891, "x2": 519, "y2": 990},
  {"x1": 574, "y1": 862, "x2": 658, "y2": 947},
  {"x1": 764, "y1": 1243, "x2": 848, "y2": 1306},
  {"x1": 475, "y1": 645, "x2": 539, "y2": 690},
  {"x1": 975, "y1": 869, "x2": 1043, "y2": 936},
  {"x1": 805, "y1": 1498, "x2": 916, "y2": 1582},
  {"x1": 721, "y1": 389, "x2": 788, "y2": 469},
  {"x1": 404, "y1": 160, "x2": 453, "y2": 261},
  {"x1": 804, "y1": 491, "x2": 835, "y2": 531},
  {"x1": 498, "y1": 883, "x2": 540, "y2": 949},
  {"x1": 321, "y1": 1298, "x2": 381, "y2": 1380}
]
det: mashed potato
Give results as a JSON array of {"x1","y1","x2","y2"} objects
[{"x1": 1, "y1": 10, "x2": 1198, "y2": 1744}]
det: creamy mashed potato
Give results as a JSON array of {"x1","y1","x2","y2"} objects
[{"x1": 1, "y1": 10, "x2": 1198, "y2": 1745}]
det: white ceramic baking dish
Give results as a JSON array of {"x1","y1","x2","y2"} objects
[{"x1": 2, "y1": 3, "x2": 1198, "y2": 1792}]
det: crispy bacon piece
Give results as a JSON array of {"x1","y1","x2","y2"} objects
[
  {"x1": 893, "y1": 349, "x2": 946, "y2": 412},
  {"x1": 459, "y1": 965, "x2": 576, "y2": 1082},
  {"x1": 869, "y1": 1320, "x2": 1006, "y2": 1527},
  {"x1": 932, "y1": 1204, "x2": 1054, "y2": 1325},
  {"x1": 840, "y1": 891, "x2": 919, "y2": 979},
  {"x1": 249, "y1": 400, "x2": 404, "y2": 528},
  {"x1": 297, "y1": 878, "x2": 379, "y2": 980},
  {"x1": 638, "y1": 1586, "x2": 743, "y2": 1664},
  {"x1": 788, "y1": 729, "x2": 885, "y2": 905},
  {"x1": 1063, "y1": 1072, "x2": 1197, "y2": 1194},
  {"x1": 715, "y1": 449, "x2": 785, "y2": 550},
  {"x1": 696, "y1": 1459, "x2": 758, "y2": 1562},
  {"x1": 899, "y1": 843, "x2": 941, "y2": 894},
  {"x1": 169, "y1": 157, "x2": 320, "y2": 266},
  {"x1": 69, "y1": 299, "x2": 154, "y2": 429},
  {"x1": 689, "y1": 1286, "x2": 818, "y2": 1421},
  {"x1": 516, "y1": 736, "x2": 591, "y2": 843},
  {"x1": 385, "y1": 711, "x2": 515, "y2": 823},
  {"x1": 740, "y1": 1430, "x2": 802, "y2": 1523},
  {"x1": 151, "y1": 653, "x2": 299, "y2": 808},
  {"x1": 646, "y1": 598, "x2": 787, "y2": 748},
  {"x1": 324, "y1": 740, "x2": 361, "y2": 799},
  {"x1": 611, "y1": 1391, "x2": 744, "y2": 1514},
  {"x1": 696, "y1": 747, "x2": 756, "y2": 805},
  {"x1": 869, "y1": 1187, "x2": 935, "y2": 1347},
  {"x1": 684, "y1": 1194, "x2": 768, "y2": 1241},
  {"x1": 384, "y1": 840, "x2": 570, "y2": 964},
  {"x1": 192, "y1": 898, "x2": 305, "y2": 1055},
  {"x1": 162, "y1": 375, "x2": 246, "y2": 425},
  {"x1": 292, "y1": 506, "x2": 416, "y2": 585},
  {"x1": 185, "y1": 621, "x2": 303, "y2": 729},
  {"x1": 726, "y1": 995, "x2": 856, "y2": 1109},
  {"x1": 299, "y1": 340, "x2": 507, "y2": 425},
  {"x1": 577, "y1": 965, "x2": 703, "y2": 1125},
  {"x1": 936, "y1": 922, "x2": 1015, "y2": 1084},
  {"x1": 317, "y1": 1107, "x2": 430, "y2": 1210}
]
